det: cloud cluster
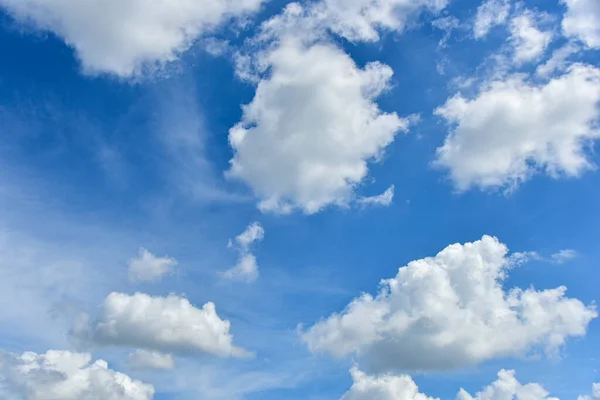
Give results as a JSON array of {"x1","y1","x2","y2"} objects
[
  {"x1": 304, "y1": 236, "x2": 596, "y2": 372},
  {"x1": 77, "y1": 292, "x2": 250, "y2": 358},
  {"x1": 220, "y1": 222, "x2": 264, "y2": 282},
  {"x1": 0, "y1": 0, "x2": 266, "y2": 77},
  {"x1": 0, "y1": 350, "x2": 154, "y2": 400},
  {"x1": 340, "y1": 368, "x2": 560, "y2": 400},
  {"x1": 435, "y1": 64, "x2": 600, "y2": 192},
  {"x1": 128, "y1": 248, "x2": 177, "y2": 283}
]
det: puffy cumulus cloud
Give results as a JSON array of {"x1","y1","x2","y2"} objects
[
  {"x1": 220, "y1": 222, "x2": 264, "y2": 283},
  {"x1": 509, "y1": 11, "x2": 553, "y2": 65},
  {"x1": 78, "y1": 292, "x2": 250, "y2": 358},
  {"x1": 561, "y1": 0, "x2": 600, "y2": 49},
  {"x1": 457, "y1": 369, "x2": 557, "y2": 400},
  {"x1": 473, "y1": 0, "x2": 511, "y2": 39},
  {"x1": 434, "y1": 65, "x2": 600, "y2": 192},
  {"x1": 578, "y1": 383, "x2": 600, "y2": 400},
  {"x1": 341, "y1": 368, "x2": 560, "y2": 400},
  {"x1": 357, "y1": 185, "x2": 395, "y2": 207},
  {"x1": 303, "y1": 236, "x2": 596, "y2": 373},
  {"x1": 0, "y1": 350, "x2": 154, "y2": 400},
  {"x1": 129, "y1": 350, "x2": 175, "y2": 370},
  {"x1": 312, "y1": 0, "x2": 449, "y2": 42},
  {"x1": 340, "y1": 367, "x2": 437, "y2": 400},
  {"x1": 228, "y1": 38, "x2": 410, "y2": 214},
  {"x1": 128, "y1": 248, "x2": 177, "y2": 283},
  {"x1": 0, "y1": 0, "x2": 265, "y2": 77}
]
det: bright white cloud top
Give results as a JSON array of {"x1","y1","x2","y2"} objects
[
  {"x1": 341, "y1": 368, "x2": 560, "y2": 400},
  {"x1": 561, "y1": 0, "x2": 600, "y2": 49},
  {"x1": 340, "y1": 366, "x2": 437, "y2": 400},
  {"x1": 78, "y1": 292, "x2": 250, "y2": 358},
  {"x1": 304, "y1": 235, "x2": 596, "y2": 372},
  {"x1": 0, "y1": 350, "x2": 154, "y2": 400},
  {"x1": 128, "y1": 248, "x2": 177, "y2": 283},
  {"x1": 435, "y1": 65, "x2": 600, "y2": 192},
  {"x1": 457, "y1": 370, "x2": 557, "y2": 400},
  {"x1": 0, "y1": 0, "x2": 266, "y2": 77},
  {"x1": 229, "y1": 38, "x2": 410, "y2": 214}
]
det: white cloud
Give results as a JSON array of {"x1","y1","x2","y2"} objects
[
  {"x1": 303, "y1": 236, "x2": 596, "y2": 373},
  {"x1": 340, "y1": 366, "x2": 437, "y2": 400},
  {"x1": 358, "y1": 185, "x2": 395, "y2": 207},
  {"x1": 509, "y1": 11, "x2": 553, "y2": 65},
  {"x1": 0, "y1": 350, "x2": 154, "y2": 400},
  {"x1": 233, "y1": 222, "x2": 265, "y2": 251},
  {"x1": 129, "y1": 350, "x2": 175, "y2": 371},
  {"x1": 128, "y1": 248, "x2": 177, "y2": 283},
  {"x1": 220, "y1": 253, "x2": 260, "y2": 283},
  {"x1": 551, "y1": 249, "x2": 578, "y2": 264},
  {"x1": 220, "y1": 222, "x2": 264, "y2": 283},
  {"x1": 561, "y1": 0, "x2": 600, "y2": 49},
  {"x1": 313, "y1": 0, "x2": 449, "y2": 42},
  {"x1": 457, "y1": 369, "x2": 557, "y2": 400},
  {"x1": 536, "y1": 42, "x2": 580, "y2": 77},
  {"x1": 228, "y1": 37, "x2": 410, "y2": 214},
  {"x1": 434, "y1": 64, "x2": 600, "y2": 192},
  {"x1": 0, "y1": 0, "x2": 265, "y2": 77},
  {"x1": 473, "y1": 0, "x2": 511, "y2": 39},
  {"x1": 341, "y1": 368, "x2": 559, "y2": 400},
  {"x1": 578, "y1": 383, "x2": 600, "y2": 400},
  {"x1": 78, "y1": 292, "x2": 250, "y2": 358}
]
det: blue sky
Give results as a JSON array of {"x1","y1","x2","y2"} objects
[{"x1": 0, "y1": 0, "x2": 599, "y2": 399}]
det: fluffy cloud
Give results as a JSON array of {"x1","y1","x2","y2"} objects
[
  {"x1": 129, "y1": 350, "x2": 174, "y2": 370},
  {"x1": 78, "y1": 292, "x2": 250, "y2": 358},
  {"x1": 303, "y1": 236, "x2": 596, "y2": 373},
  {"x1": 579, "y1": 383, "x2": 600, "y2": 400},
  {"x1": 509, "y1": 11, "x2": 553, "y2": 65},
  {"x1": 473, "y1": 0, "x2": 511, "y2": 39},
  {"x1": 340, "y1": 368, "x2": 559, "y2": 400},
  {"x1": 0, "y1": 0, "x2": 265, "y2": 77},
  {"x1": 220, "y1": 222, "x2": 264, "y2": 283},
  {"x1": 229, "y1": 38, "x2": 409, "y2": 214},
  {"x1": 357, "y1": 185, "x2": 395, "y2": 207},
  {"x1": 0, "y1": 350, "x2": 154, "y2": 400},
  {"x1": 128, "y1": 248, "x2": 177, "y2": 283},
  {"x1": 340, "y1": 367, "x2": 436, "y2": 400},
  {"x1": 561, "y1": 0, "x2": 600, "y2": 49},
  {"x1": 312, "y1": 0, "x2": 448, "y2": 42},
  {"x1": 457, "y1": 370, "x2": 557, "y2": 400},
  {"x1": 434, "y1": 65, "x2": 600, "y2": 192}
]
